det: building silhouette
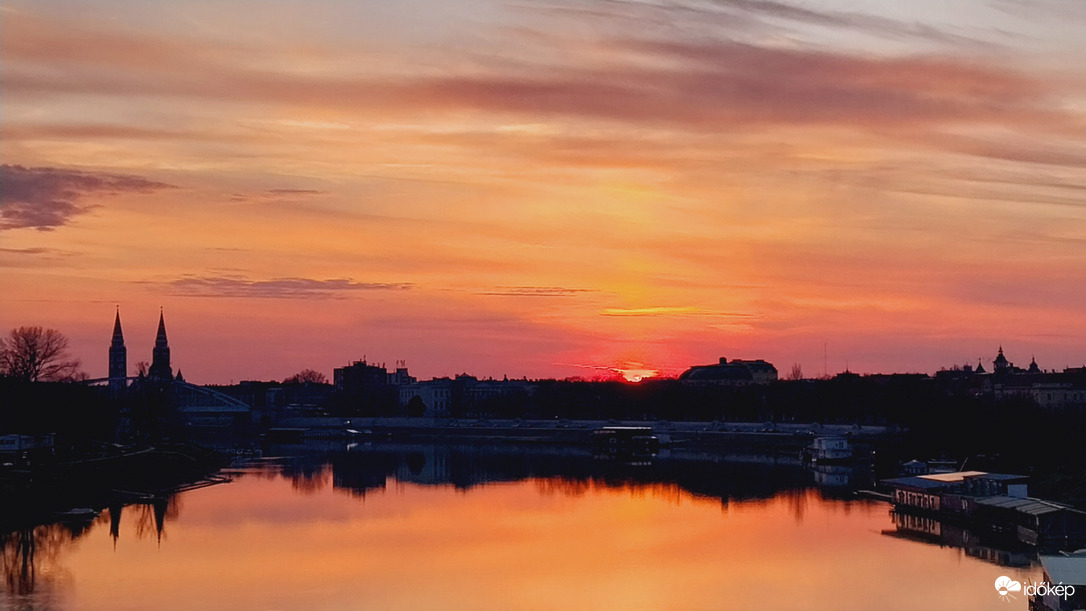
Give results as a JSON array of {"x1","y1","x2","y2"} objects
[
  {"x1": 334, "y1": 359, "x2": 418, "y2": 414},
  {"x1": 106, "y1": 310, "x2": 251, "y2": 430},
  {"x1": 938, "y1": 347, "x2": 1086, "y2": 412},
  {"x1": 149, "y1": 309, "x2": 172, "y2": 382},
  {"x1": 679, "y1": 357, "x2": 778, "y2": 386},
  {"x1": 993, "y1": 345, "x2": 1012, "y2": 375},
  {"x1": 108, "y1": 308, "x2": 127, "y2": 395},
  {"x1": 334, "y1": 360, "x2": 387, "y2": 395}
]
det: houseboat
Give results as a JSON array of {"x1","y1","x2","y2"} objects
[
  {"x1": 882, "y1": 471, "x2": 1086, "y2": 550},
  {"x1": 1032, "y1": 551, "x2": 1086, "y2": 611},
  {"x1": 801, "y1": 436, "x2": 852, "y2": 464}
]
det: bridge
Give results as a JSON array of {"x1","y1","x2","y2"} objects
[{"x1": 83, "y1": 377, "x2": 250, "y2": 426}]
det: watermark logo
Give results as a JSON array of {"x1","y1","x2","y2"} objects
[
  {"x1": 994, "y1": 576, "x2": 1021, "y2": 601},
  {"x1": 993, "y1": 575, "x2": 1076, "y2": 603}
]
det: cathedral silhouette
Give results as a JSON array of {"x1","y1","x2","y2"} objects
[{"x1": 109, "y1": 308, "x2": 178, "y2": 392}]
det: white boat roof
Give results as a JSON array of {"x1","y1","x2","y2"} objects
[
  {"x1": 1039, "y1": 554, "x2": 1086, "y2": 585},
  {"x1": 917, "y1": 471, "x2": 987, "y2": 483}
]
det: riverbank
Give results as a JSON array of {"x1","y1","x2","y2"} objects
[
  {"x1": 0, "y1": 443, "x2": 228, "y2": 532},
  {"x1": 277, "y1": 416, "x2": 895, "y2": 448}
]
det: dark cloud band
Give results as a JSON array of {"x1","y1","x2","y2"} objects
[{"x1": 0, "y1": 164, "x2": 175, "y2": 231}]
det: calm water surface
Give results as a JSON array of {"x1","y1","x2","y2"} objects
[{"x1": 4, "y1": 444, "x2": 1043, "y2": 611}]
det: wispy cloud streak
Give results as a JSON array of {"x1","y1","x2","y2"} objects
[
  {"x1": 477, "y1": 286, "x2": 595, "y2": 297},
  {"x1": 161, "y1": 275, "x2": 412, "y2": 299},
  {"x1": 601, "y1": 307, "x2": 758, "y2": 318}
]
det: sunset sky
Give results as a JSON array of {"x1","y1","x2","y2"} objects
[{"x1": 3, "y1": 0, "x2": 1086, "y2": 383}]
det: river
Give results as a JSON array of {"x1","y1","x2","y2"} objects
[{"x1": 3, "y1": 442, "x2": 1044, "y2": 610}]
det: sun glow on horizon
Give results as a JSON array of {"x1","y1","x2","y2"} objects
[{"x1": 615, "y1": 362, "x2": 659, "y2": 383}]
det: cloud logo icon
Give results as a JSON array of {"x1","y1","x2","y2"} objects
[{"x1": 995, "y1": 576, "x2": 1022, "y2": 600}]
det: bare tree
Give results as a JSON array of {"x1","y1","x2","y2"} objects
[
  {"x1": 135, "y1": 360, "x2": 149, "y2": 377},
  {"x1": 787, "y1": 363, "x2": 804, "y2": 381},
  {"x1": 0, "y1": 326, "x2": 82, "y2": 382},
  {"x1": 283, "y1": 368, "x2": 328, "y2": 384}
]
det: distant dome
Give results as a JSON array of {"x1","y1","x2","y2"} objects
[{"x1": 678, "y1": 366, "x2": 753, "y2": 381}]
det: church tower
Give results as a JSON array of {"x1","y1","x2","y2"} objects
[
  {"x1": 993, "y1": 345, "x2": 1011, "y2": 375},
  {"x1": 108, "y1": 308, "x2": 127, "y2": 394},
  {"x1": 149, "y1": 308, "x2": 173, "y2": 381}
]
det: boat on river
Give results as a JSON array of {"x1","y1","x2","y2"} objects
[{"x1": 801, "y1": 436, "x2": 853, "y2": 464}]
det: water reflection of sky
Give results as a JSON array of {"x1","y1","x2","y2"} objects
[{"x1": 5, "y1": 451, "x2": 1044, "y2": 611}]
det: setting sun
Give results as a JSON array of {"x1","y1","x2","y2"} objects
[{"x1": 615, "y1": 363, "x2": 658, "y2": 383}]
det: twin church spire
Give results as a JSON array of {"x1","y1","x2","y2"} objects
[{"x1": 107, "y1": 308, "x2": 174, "y2": 389}]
